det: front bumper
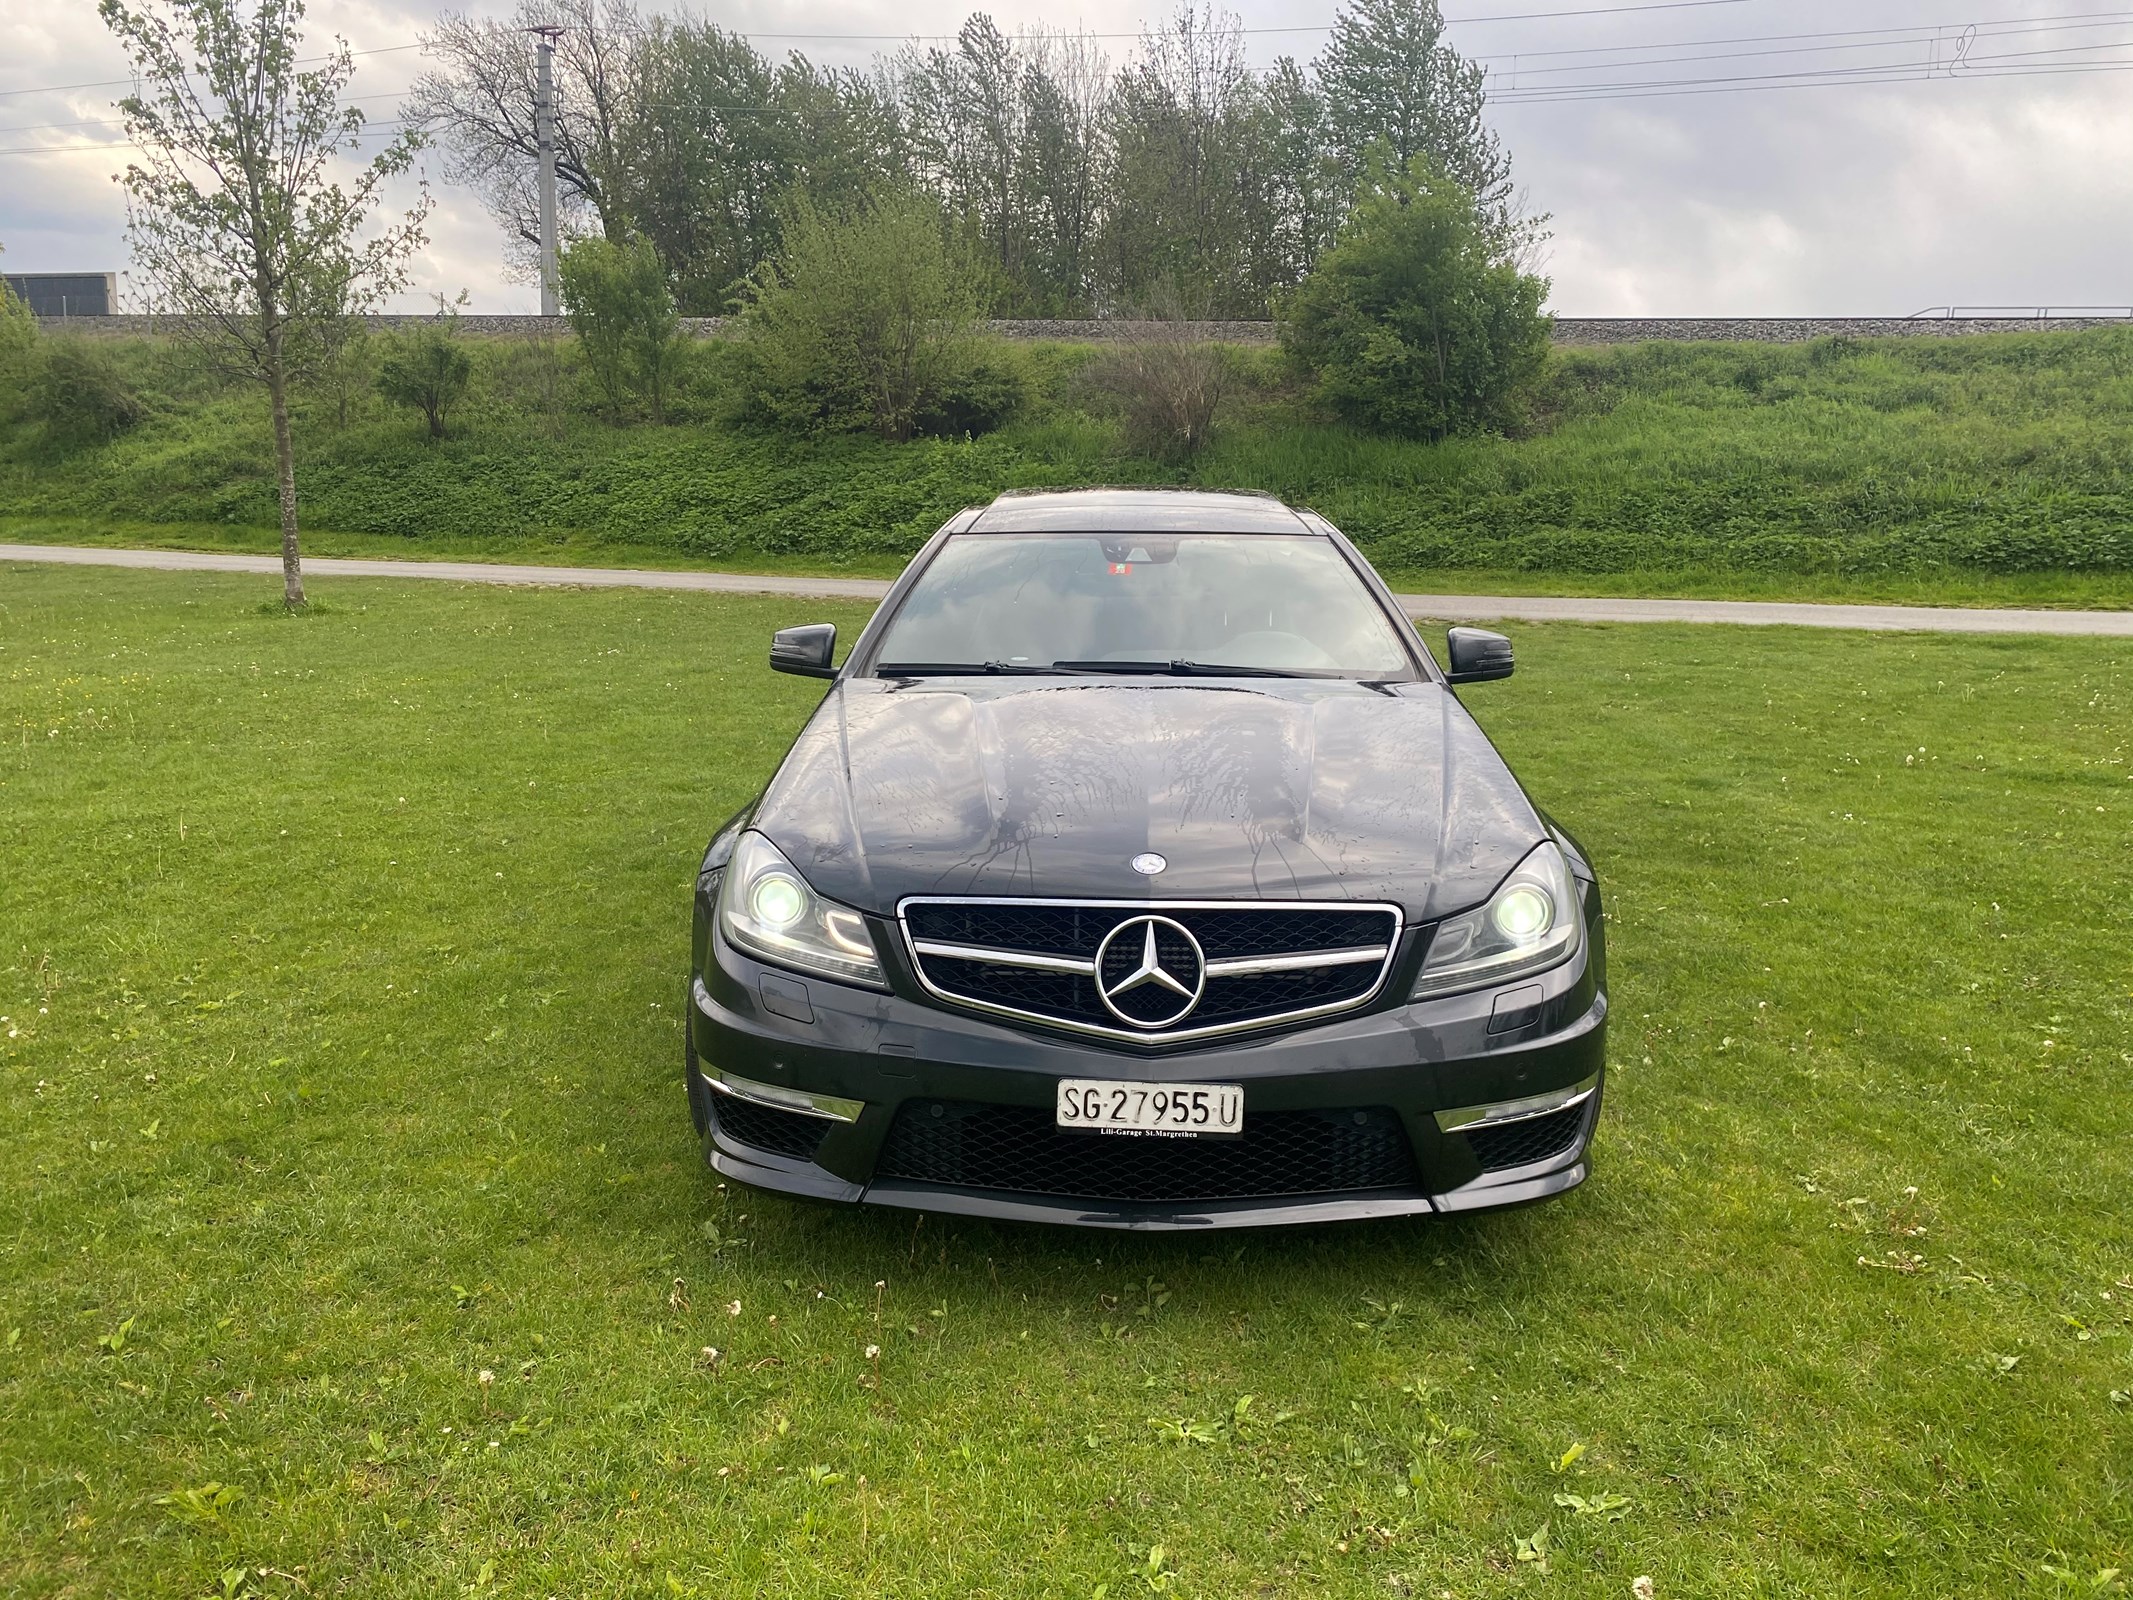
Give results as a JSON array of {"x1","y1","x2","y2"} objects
[{"x1": 686, "y1": 899, "x2": 1606, "y2": 1231}]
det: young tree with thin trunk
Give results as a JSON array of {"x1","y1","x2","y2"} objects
[{"x1": 101, "y1": 0, "x2": 429, "y2": 607}]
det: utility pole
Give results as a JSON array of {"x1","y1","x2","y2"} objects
[{"x1": 534, "y1": 27, "x2": 561, "y2": 316}]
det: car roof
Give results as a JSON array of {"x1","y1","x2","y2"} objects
[{"x1": 966, "y1": 487, "x2": 1315, "y2": 534}]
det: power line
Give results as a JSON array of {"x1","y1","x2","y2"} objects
[
  {"x1": 1492, "y1": 31, "x2": 2133, "y2": 96},
  {"x1": 0, "y1": 42, "x2": 421, "y2": 100},
  {"x1": 0, "y1": 88, "x2": 418, "y2": 136},
  {"x1": 0, "y1": 1, "x2": 1768, "y2": 102},
  {"x1": 731, "y1": 0, "x2": 1755, "y2": 40},
  {"x1": 0, "y1": 0, "x2": 2087, "y2": 108},
  {"x1": 1494, "y1": 54, "x2": 2133, "y2": 100},
  {"x1": 1468, "y1": 7, "x2": 2133, "y2": 62},
  {"x1": 1491, "y1": 17, "x2": 2133, "y2": 81},
  {"x1": 0, "y1": 126, "x2": 416, "y2": 157}
]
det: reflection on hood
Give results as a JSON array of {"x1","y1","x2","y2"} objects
[{"x1": 750, "y1": 678, "x2": 1545, "y2": 922}]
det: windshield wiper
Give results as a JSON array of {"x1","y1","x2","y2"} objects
[
  {"x1": 1049, "y1": 659, "x2": 1325, "y2": 679},
  {"x1": 874, "y1": 661, "x2": 1075, "y2": 677}
]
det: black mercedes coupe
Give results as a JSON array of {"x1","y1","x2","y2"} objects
[{"x1": 685, "y1": 488, "x2": 1606, "y2": 1229}]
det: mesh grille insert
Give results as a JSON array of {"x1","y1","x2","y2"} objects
[
  {"x1": 876, "y1": 1100, "x2": 1418, "y2": 1204},
  {"x1": 711, "y1": 1093, "x2": 831, "y2": 1161},
  {"x1": 1465, "y1": 1105, "x2": 1586, "y2": 1173}
]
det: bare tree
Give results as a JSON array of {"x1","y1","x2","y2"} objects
[
  {"x1": 405, "y1": 0, "x2": 640, "y2": 277},
  {"x1": 1091, "y1": 284, "x2": 1230, "y2": 459},
  {"x1": 1015, "y1": 30, "x2": 1111, "y2": 313},
  {"x1": 102, "y1": 0, "x2": 429, "y2": 607},
  {"x1": 1101, "y1": 6, "x2": 1269, "y2": 312},
  {"x1": 894, "y1": 16, "x2": 1028, "y2": 288}
]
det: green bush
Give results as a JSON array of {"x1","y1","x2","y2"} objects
[
  {"x1": 912, "y1": 343, "x2": 1030, "y2": 438},
  {"x1": 0, "y1": 277, "x2": 39, "y2": 426},
  {"x1": 374, "y1": 317, "x2": 473, "y2": 438},
  {"x1": 735, "y1": 189, "x2": 1006, "y2": 442},
  {"x1": 32, "y1": 336, "x2": 148, "y2": 443},
  {"x1": 1281, "y1": 157, "x2": 1550, "y2": 440},
  {"x1": 559, "y1": 236, "x2": 687, "y2": 422},
  {"x1": 6, "y1": 327, "x2": 2133, "y2": 581}
]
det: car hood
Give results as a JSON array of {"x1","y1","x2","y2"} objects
[{"x1": 749, "y1": 678, "x2": 1548, "y2": 923}]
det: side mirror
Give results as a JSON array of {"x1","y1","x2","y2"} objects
[
  {"x1": 770, "y1": 623, "x2": 838, "y2": 679},
  {"x1": 1445, "y1": 626, "x2": 1514, "y2": 684}
]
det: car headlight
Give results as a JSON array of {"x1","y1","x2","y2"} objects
[
  {"x1": 717, "y1": 831, "x2": 886, "y2": 989},
  {"x1": 1412, "y1": 840, "x2": 1582, "y2": 999}
]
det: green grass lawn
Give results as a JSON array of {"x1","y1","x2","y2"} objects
[{"x1": 2, "y1": 564, "x2": 2129, "y2": 1599}]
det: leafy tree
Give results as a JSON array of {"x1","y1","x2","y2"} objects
[
  {"x1": 558, "y1": 234, "x2": 685, "y2": 420},
  {"x1": 1281, "y1": 157, "x2": 1550, "y2": 441},
  {"x1": 1099, "y1": 7, "x2": 1279, "y2": 315},
  {"x1": 892, "y1": 19, "x2": 1114, "y2": 315},
  {"x1": 735, "y1": 188, "x2": 994, "y2": 442},
  {"x1": 1315, "y1": 0, "x2": 1534, "y2": 252},
  {"x1": 1013, "y1": 32, "x2": 1111, "y2": 314},
  {"x1": 1259, "y1": 58, "x2": 1347, "y2": 287},
  {"x1": 100, "y1": 0, "x2": 428, "y2": 607},
  {"x1": 375, "y1": 306, "x2": 473, "y2": 438},
  {"x1": 896, "y1": 16, "x2": 1029, "y2": 294},
  {"x1": 604, "y1": 24, "x2": 903, "y2": 314},
  {"x1": 408, "y1": 2, "x2": 1539, "y2": 328}
]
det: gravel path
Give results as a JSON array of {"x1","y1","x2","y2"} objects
[{"x1": 6, "y1": 542, "x2": 2130, "y2": 636}]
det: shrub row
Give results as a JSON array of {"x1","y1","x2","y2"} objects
[{"x1": 5, "y1": 326, "x2": 2132, "y2": 576}]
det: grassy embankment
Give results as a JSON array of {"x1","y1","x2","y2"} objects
[
  {"x1": 3, "y1": 327, "x2": 2132, "y2": 607},
  {"x1": 3, "y1": 563, "x2": 2129, "y2": 1596}
]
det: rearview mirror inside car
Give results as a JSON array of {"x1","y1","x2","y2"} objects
[
  {"x1": 1445, "y1": 626, "x2": 1514, "y2": 684},
  {"x1": 770, "y1": 623, "x2": 838, "y2": 679}
]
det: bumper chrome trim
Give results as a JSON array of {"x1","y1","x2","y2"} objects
[
  {"x1": 706, "y1": 1067, "x2": 864, "y2": 1124},
  {"x1": 1433, "y1": 1070, "x2": 1601, "y2": 1134},
  {"x1": 909, "y1": 939, "x2": 1098, "y2": 975},
  {"x1": 1204, "y1": 945, "x2": 1388, "y2": 977}
]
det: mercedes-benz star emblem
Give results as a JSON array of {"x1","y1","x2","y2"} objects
[
  {"x1": 1130, "y1": 853, "x2": 1167, "y2": 876},
  {"x1": 1094, "y1": 915, "x2": 1205, "y2": 1029}
]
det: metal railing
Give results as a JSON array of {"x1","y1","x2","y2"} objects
[{"x1": 1907, "y1": 305, "x2": 2133, "y2": 320}]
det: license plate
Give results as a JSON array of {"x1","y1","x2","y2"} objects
[{"x1": 1056, "y1": 1078, "x2": 1244, "y2": 1138}]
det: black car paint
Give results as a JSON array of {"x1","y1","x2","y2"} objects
[
  {"x1": 686, "y1": 491, "x2": 1607, "y2": 1227},
  {"x1": 748, "y1": 677, "x2": 1546, "y2": 923}
]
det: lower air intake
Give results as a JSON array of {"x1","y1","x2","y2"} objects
[
  {"x1": 876, "y1": 1101, "x2": 1418, "y2": 1204},
  {"x1": 712, "y1": 1093, "x2": 831, "y2": 1161},
  {"x1": 1464, "y1": 1105, "x2": 1586, "y2": 1172}
]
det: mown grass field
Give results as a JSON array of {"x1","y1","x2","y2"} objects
[
  {"x1": 2, "y1": 561, "x2": 2129, "y2": 1599},
  {"x1": 4, "y1": 327, "x2": 2133, "y2": 603}
]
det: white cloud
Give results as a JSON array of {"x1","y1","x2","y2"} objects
[{"x1": 2, "y1": 0, "x2": 2128, "y2": 315}]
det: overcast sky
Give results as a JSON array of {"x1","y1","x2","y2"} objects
[{"x1": 4, "y1": 0, "x2": 2130, "y2": 315}]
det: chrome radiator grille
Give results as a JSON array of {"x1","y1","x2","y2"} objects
[{"x1": 899, "y1": 898, "x2": 1402, "y2": 1043}]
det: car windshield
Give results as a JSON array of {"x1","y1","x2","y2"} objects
[{"x1": 872, "y1": 533, "x2": 1415, "y2": 678}]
